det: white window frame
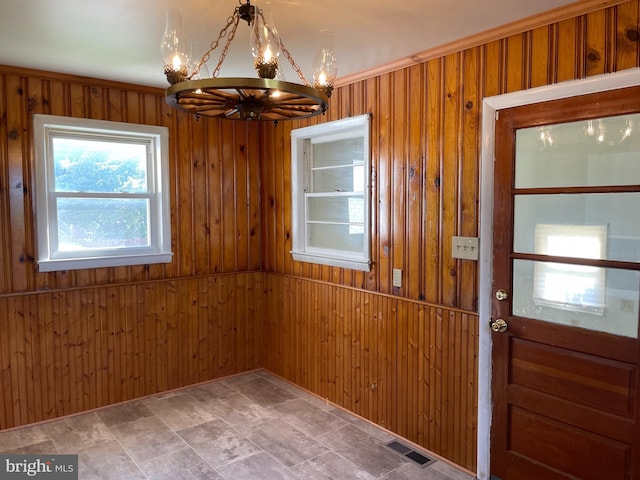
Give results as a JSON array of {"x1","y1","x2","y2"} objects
[
  {"x1": 291, "y1": 114, "x2": 371, "y2": 271},
  {"x1": 33, "y1": 114, "x2": 172, "y2": 272}
]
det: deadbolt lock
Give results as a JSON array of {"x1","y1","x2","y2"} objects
[
  {"x1": 490, "y1": 318, "x2": 508, "y2": 333},
  {"x1": 495, "y1": 289, "x2": 509, "y2": 301}
]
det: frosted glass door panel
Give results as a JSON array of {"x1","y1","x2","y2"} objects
[
  {"x1": 513, "y1": 193, "x2": 640, "y2": 263},
  {"x1": 515, "y1": 113, "x2": 640, "y2": 188},
  {"x1": 512, "y1": 260, "x2": 639, "y2": 338}
]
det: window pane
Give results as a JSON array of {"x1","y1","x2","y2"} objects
[
  {"x1": 513, "y1": 193, "x2": 640, "y2": 263},
  {"x1": 312, "y1": 165, "x2": 364, "y2": 193},
  {"x1": 53, "y1": 137, "x2": 148, "y2": 193},
  {"x1": 515, "y1": 113, "x2": 640, "y2": 188},
  {"x1": 307, "y1": 196, "x2": 364, "y2": 225},
  {"x1": 56, "y1": 198, "x2": 149, "y2": 250},
  {"x1": 513, "y1": 259, "x2": 639, "y2": 338},
  {"x1": 312, "y1": 137, "x2": 364, "y2": 168},
  {"x1": 308, "y1": 223, "x2": 363, "y2": 252}
]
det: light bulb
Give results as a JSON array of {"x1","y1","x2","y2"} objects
[
  {"x1": 312, "y1": 29, "x2": 337, "y2": 96},
  {"x1": 250, "y1": 5, "x2": 280, "y2": 79},
  {"x1": 160, "y1": 8, "x2": 190, "y2": 85}
]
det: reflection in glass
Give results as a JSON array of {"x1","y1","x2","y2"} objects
[
  {"x1": 513, "y1": 193, "x2": 640, "y2": 263},
  {"x1": 513, "y1": 260, "x2": 639, "y2": 338},
  {"x1": 515, "y1": 113, "x2": 640, "y2": 188},
  {"x1": 532, "y1": 224, "x2": 607, "y2": 314}
]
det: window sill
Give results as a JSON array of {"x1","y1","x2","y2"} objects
[
  {"x1": 37, "y1": 252, "x2": 173, "y2": 272},
  {"x1": 291, "y1": 251, "x2": 371, "y2": 272}
]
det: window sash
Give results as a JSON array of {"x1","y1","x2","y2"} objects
[{"x1": 33, "y1": 114, "x2": 172, "y2": 272}]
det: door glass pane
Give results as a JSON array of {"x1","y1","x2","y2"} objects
[
  {"x1": 515, "y1": 113, "x2": 640, "y2": 188},
  {"x1": 513, "y1": 259, "x2": 639, "y2": 338},
  {"x1": 513, "y1": 193, "x2": 640, "y2": 263}
]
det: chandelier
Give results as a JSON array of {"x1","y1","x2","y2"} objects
[{"x1": 161, "y1": 0, "x2": 337, "y2": 122}]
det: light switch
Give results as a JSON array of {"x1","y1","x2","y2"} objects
[
  {"x1": 393, "y1": 268, "x2": 402, "y2": 287},
  {"x1": 452, "y1": 236, "x2": 479, "y2": 260}
]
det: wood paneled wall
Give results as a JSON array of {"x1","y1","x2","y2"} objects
[
  {"x1": 263, "y1": 274, "x2": 478, "y2": 470},
  {"x1": 259, "y1": 0, "x2": 640, "y2": 472},
  {"x1": 0, "y1": 273, "x2": 263, "y2": 430},
  {"x1": 2, "y1": 0, "x2": 639, "y2": 474},
  {"x1": 0, "y1": 68, "x2": 264, "y2": 429},
  {"x1": 0, "y1": 67, "x2": 262, "y2": 294},
  {"x1": 260, "y1": 0, "x2": 640, "y2": 312}
]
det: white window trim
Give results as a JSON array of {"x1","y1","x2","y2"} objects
[
  {"x1": 33, "y1": 114, "x2": 172, "y2": 272},
  {"x1": 291, "y1": 114, "x2": 371, "y2": 271}
]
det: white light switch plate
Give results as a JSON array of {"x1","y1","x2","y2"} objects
[
  {"x1": 452, "y1": 236, "x2": 479, "y2": 260},
  {"x1": 392, "y1": 268, "x2": 402, "y2": 287}
]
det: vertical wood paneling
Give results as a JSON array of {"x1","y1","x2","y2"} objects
[
  {"x1": 263, "y1": 274, "x2": 478, "y2": 471},
  {"x1": 0, "y1": 272, "x2": 263, "y2": 430}
]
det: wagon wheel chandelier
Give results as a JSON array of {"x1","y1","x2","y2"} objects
[{"x1": 161, "y1": 0, "x2": 337, "y2": 122}]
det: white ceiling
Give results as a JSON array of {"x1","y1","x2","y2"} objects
[{"x1": 0, "y1": 0, "x2": 580, "y2": 89}]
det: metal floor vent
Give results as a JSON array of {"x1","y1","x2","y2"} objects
[{"x1": 385, "y1": 440, "x2": 435, "y2": 468}]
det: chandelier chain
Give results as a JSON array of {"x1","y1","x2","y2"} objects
[
  {"x1": 190, "y1": 13, "x2": 240, "y2": 79},
  {"x1": 277, "y1": 36, "x2": 310, "y2": 86}
]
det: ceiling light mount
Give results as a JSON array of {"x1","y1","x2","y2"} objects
[{"x1": 161, "y1": 0, "x2": 337, "y2": 122}]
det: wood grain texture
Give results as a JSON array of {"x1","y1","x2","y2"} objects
[
  {"x1": 263, "y1": 274, "x2": 479, "y2": 470},
  {"x1": 0, "y1": 0, "x2": 639, "y2": 475},
  {"x1": 0, "y1": 273, "x2": 263, "y2": 430}
]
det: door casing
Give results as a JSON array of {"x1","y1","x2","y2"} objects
[{"x1": 477, "y1": 67, "x2": 640, "y2": 480}]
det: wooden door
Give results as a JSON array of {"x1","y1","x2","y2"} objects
[{"x1": 491, "y1": 86, "x2": 640, "y2": 480}]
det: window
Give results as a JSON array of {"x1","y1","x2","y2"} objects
[
  {"x1": 33, "y1": 114, "x2": 172, "y2": 272},
  {"x1": 533, "y1": 223, "x2": 607, "y2": 314},
  {"x1": 291, "y1": 114, "x2": 371, "y2": 271}
]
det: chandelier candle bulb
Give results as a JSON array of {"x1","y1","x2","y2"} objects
[
  {"x1": 160, "y1": 8, "x2": 190, "y2": 85},
  {"x1": 312, "y1": 29, "x2": 338, "y2": 96}
]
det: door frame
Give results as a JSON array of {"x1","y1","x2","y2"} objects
[{"x1": 477, "y1": 67, "x2": 640, "y2": 480}]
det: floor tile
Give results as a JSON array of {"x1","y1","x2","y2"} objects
[
  {"x1": 382, "y1": 462, "x2": 453, "y2": 480},
  {"x1": 140, "y1": 446, "x2": 224, "y2": 480},
  {"x1": 231, "y1": 376, "x2": 298, "y2": 408},
  {"x1": 0, "y1": 440, "x2": 58, "y2": 454},
  {"x1": 177, "y1": 418, "x2": 261, "y2": 468},
  {"x1": 95, "y1": 399, "x2": 155, "y2": 428},
  {"x1": 246, "y1": 417, "x2": 329, "y2": 467},
  {"x1": 318, "y1": 423, "x2": 408, "y2": 477},
  {"x1": 0, "y1": 425, "x2": 51, "y2": 452},
  {"x1": 184, "y1": 381, "x2": 236, "y2": 402},
  {"x1": 202, "y1": 392, "x2": 279, "y2": 430},
  {"x1": 45, "y1": 412, "x2": 114, "y2": 453},
  {"x1": 290, "y1": 450, "x2": 377, "y2": 480},
  {"x1": 144, "y1": 392, "x2": 218, "y2": 430},
  {"x1": 270, "y1": 398, "x2": 347, "y2": 437},
  {"x1": 217, "y1": 451, "x2": 300, "y2": 480},
  {"x1": 78, "y1": 439, "x2": 146, "y2": 480},
  {"x1": 110, "y1": 415, "x2": 186, "y2": 463}
]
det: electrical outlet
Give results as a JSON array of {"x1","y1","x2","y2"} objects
[
  {"x1": 452, "y1": 236, "x2": 479, "y2": 260},
  {"x1": 393, "y1": 268, "x2": 402, "y2": 288}
]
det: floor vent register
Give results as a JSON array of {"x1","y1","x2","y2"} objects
[{"x1": 385, "y1": 440, "x2": 436, "y2": 467}]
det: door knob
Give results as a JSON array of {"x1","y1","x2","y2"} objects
[
  {"x1": 495, "y1": 289, "x2": 509, "y2": 301},
  {"x1": 490, "y1": 318, "x2": 508, "y2": 333}
]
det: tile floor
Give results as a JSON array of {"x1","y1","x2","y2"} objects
[{"x1": 0, "y1": 370, "x2": 475, "y2": 480}]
